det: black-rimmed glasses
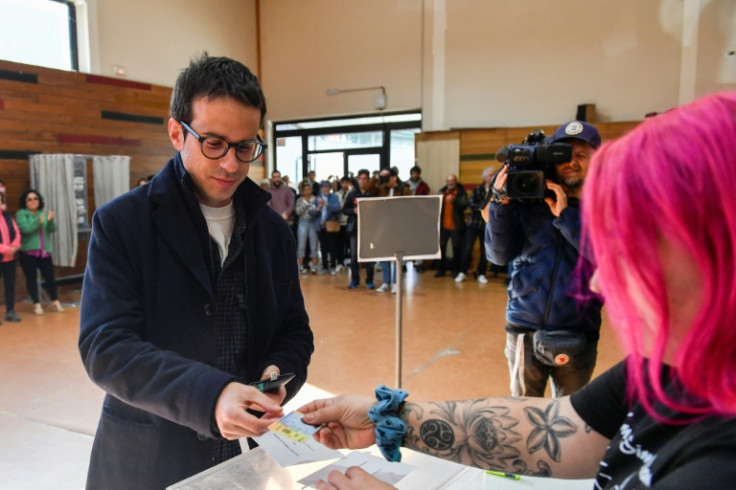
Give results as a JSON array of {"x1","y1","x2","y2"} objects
[{"x1": 179, "y1": 120, "x2": 266, "y2": 164}]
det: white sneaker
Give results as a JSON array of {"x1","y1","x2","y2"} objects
[
  {"x1": 377, "y1": 283, "x2": 389, "y2": 292},
  {"x1": 390, "y1": 284, "x2": 397, "y2": 294},
  {"x1": 454, "y1": 272, "x2": 466, "y2": 283},
  {"x1": 477, "y1": 274, "x2": 488, "y2": 284}
]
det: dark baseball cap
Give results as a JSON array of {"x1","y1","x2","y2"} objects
[{"x1": 550, "y1": 121, "x2": 601, "y2": 149}]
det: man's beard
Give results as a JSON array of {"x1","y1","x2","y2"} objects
[
  {"x1": 272, "y1": 180, "x2": 282, "y2": 187},
  {"x1": 557, "y1": 166, "x2": 583, "y2": 188},
  {"x1": 560, "y1": 175, "x2": 582, "y2": 188}
]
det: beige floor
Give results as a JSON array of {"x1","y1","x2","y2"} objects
[{"x1": 0, "y1": 265, "x2": 623, "y2": 489}]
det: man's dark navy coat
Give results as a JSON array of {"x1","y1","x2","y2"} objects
[{"x1": 79, "y1": 154, "x2": 313, "y2": 489}]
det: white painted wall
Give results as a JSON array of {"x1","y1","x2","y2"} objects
[
  {"x1": 442, "y1": 0, "x2": 684, "y2": 126},
  {"x1": 85, "y1": 0, "x2": 734, "y2": 127},
  {"x1": 90, "y1": 0, "x2": 258, "y2": 87},
  {"x1": 259, "y1": 0, "x2": 424, "y2": 120}
]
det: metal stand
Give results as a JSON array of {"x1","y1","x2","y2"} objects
[{"x1": 394, "y1": 252, "x2": 404, "y2": 389}]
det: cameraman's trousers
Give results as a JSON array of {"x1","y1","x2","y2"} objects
[{"x1": 505, "y1": 331, "x2": 598, "y2": 397}]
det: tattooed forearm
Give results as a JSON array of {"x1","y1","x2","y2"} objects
[
  {"x1": 524, "y1": 400, "x2": 578, "y2": 462},
  {"x1": 403, "y1": 399, "x2": 522, "y2": 470},
  {"x1": 401, "y1": 397, "x2": 587, "y2": 477}
]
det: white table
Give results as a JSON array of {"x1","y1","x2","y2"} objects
[{"x1": 169, "y1": 445, "x2": 594, "y2": 490}]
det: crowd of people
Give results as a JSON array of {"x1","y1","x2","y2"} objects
[
  {"x1": 265, "y1": 164, "x2": 502, "y2": 292},
  {"x1": 0, "y1": 183, "x2": 65, "y2": 325}
]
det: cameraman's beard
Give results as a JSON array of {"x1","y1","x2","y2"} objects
[
  {"x1": 560, "y1": 176, "x2": 583, "y2": 189},
  {"x1": 556, "y1": 165, "x2": 583, "y2": 189}
]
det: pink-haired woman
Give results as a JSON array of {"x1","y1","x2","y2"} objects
[{"x1": 298, "y1": 91, "x2": 736, "y2": 489}]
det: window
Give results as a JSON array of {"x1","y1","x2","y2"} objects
[
  {"x1": 0, "y1": 0, "x2": 78, "y2": 71},
  {"x1": 274, "y1": 111, "x2": 422, "y2": 184}
]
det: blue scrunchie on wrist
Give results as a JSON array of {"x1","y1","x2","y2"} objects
[{"x1": 368, "y1": 385, "x2": 409, "y2": 462}]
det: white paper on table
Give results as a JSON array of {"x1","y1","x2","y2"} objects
[
  {"x1": 252, "y1": 430, "x2": 343, "y2": 467},
  {"x1": 298, "y1": 452, "x2": 415, "y2": 488}
]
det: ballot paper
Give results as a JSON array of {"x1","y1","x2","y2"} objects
[
  {"x1": 252, "y1": 430, "x2": 342, "y2": 467},
  {"x1": 267, "y1": 411, "x2": 321, "y2": 443},
  {"x1": 298, "y1": 452, "x2": 415, "y2": 488}
]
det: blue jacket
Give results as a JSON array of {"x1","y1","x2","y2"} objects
[
  {"x1": 78, "y1": 154, "x2": 313, "y2": 489},
  {"x1": 485, "y1": 198, "x2": 601, "y2": 333},
  {"x1": 319, "y1": 192, "x2": 342, "y2": 225}
]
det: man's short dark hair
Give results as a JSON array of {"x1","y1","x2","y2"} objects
[
  {"x1": 410, "y1": 166, "x2": 421, "y2": 174},
  {"x1": 271, "y1": 170, "x2": 281, "y2": 177},
  {"x1": 170, "y1": 53, "x2": 266, "y2": 127},
  {"x1": 357, "y1": 169, "x2": 370, "y2": 178}
]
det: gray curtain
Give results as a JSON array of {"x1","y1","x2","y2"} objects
[
  {"x1": 29, "y1": 154, "x2": 78, "y2": 267},
  {"x1": 93, "y1": 155, "x2": 130, "y2": 207}
]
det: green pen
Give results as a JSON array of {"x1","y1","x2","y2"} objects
[{"x1": 486, "y1": 470, "x2": 521, "y2": 480}]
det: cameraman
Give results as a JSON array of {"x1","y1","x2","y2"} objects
[{"x1": 485, "y1": 121, "x2": 603, "y2": 397}]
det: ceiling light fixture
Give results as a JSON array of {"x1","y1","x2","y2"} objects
[{"x1": 325, "y1": 86, "x2": 387, "y2": 110}]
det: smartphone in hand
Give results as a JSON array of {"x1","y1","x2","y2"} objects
[{"x1": 248, "y1": 373, "x2": 295, "y2": 393}]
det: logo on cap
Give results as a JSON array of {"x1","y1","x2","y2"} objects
[{"x1": 564, "y1": 121, "x2": 584, "y2": 136}]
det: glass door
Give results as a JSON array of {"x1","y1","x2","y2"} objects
[
  {"x1": 307, "y1": 152, "x2": 345, "y2": 183},
  {"x1": 346, "y1": 152, "x2": 380, "y2": 177}
]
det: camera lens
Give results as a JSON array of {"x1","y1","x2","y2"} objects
[
  {"x1": 507, "y1": 170, "x2": 545, "y2": 199},
  {"x1": 516, "y1": 174, "x2": 538, "y2": 194}
]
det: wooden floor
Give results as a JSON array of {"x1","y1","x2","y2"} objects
[{"x1": 0, "y1": 265, "x2": 624, "y2": 489}]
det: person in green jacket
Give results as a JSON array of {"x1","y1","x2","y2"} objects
[{"x1": 15, "y1": 189, "x2": 65, "y2": 316}]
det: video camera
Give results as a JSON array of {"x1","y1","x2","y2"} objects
[{"x1": 496, "y1": 130, "x2": 572, "y2": 199}]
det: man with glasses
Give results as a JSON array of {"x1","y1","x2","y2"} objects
[{"x1": 79, "y1": 54, "x2": 314, "y2": 489}]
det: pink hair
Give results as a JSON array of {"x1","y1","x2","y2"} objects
[{"x1": 582, "y1": 91, "x2": 736, "y2": 419}]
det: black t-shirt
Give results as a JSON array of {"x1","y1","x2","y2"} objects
[{"x1": 570, "y1": 361, "x2": 736, "y2": 489}]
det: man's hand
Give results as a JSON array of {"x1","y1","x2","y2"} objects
[
  {"x1": 213, "y1": 382, "x2": 284, "y2": 440},
  {"x1": 281, "y1": 212, "x2": 290, "y2": 221},
  {"x1": 259, "y1": 365, "x2": 288, "y2": 406},
  {"x1": 490, "y1": 165, "x2": 510, "y2": 206},
  {"x1": 299, "y1": 394, "x2": 377, "y2": 450},
  {"x1": 493, "y1": 165, "x2": 508, "y2": 193},
  {"x1": 481, "y1": 199, "x2": 491, "y2": 223},
  {"x1": 544, "y1": 180, "x2": 568, "y2": 217},
  {"x1": 317, "y1": 466, "x2": 396, "y2": 490}
]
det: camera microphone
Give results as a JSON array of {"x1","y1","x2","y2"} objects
[{"x1": 496, "y1": 146, "x2": 509, "y2": 163}]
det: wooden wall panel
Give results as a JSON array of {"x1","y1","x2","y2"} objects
[{"x1": 0, "y1": 60, "x2": 175, "y2": 302}]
